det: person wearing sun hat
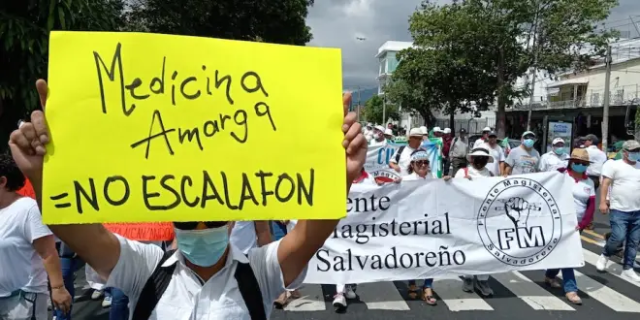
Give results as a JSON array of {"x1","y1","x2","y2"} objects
[
  {"x1": 446, "y1": 146, "x2": 494, "y2": 296},
  {"x1": 383, "y1": 128, "x2": 394, "y2": 141},
  {"x1": 597, "y1": 140, "x2": 640, "y2": 282},
  {"x1": 369, "y1": 125, "x2": 387, "y2": 147},
  {"x1": 539, "y1": 137, "x2": 570, "y2": 172},
  {"x1": 504, "y1": 131, "x2": 541, "y2": 176},
  {"x1": 544, "y1": 148, "x2": 595, "y2": 305},
  {"x1": 390, "y1": 128, "x2": 424, "y2": 176}
]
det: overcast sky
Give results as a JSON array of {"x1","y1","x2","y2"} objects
[{"x1": 306, "y1": 0, "x2": 640, "y2": 90}]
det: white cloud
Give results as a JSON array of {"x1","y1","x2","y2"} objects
[{"x1": 306, "y1": 0, "x2": 640, "y2": 90}]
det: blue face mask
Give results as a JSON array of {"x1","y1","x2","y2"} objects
[
  {"x1": 571, "y1": 163, "x2": 588, "y2": 173},
  {"x1": 523, "y1": 139, "x2": 535, "y2": 148},
  {"x1": 174, "y1": 226, "x2": 229, "y2": 267},
  {"x1": 553, "y1": 147, "x2": 565, "y2": 155},
  {"x1": 628, "y1": 152, "x2": 640, "y2": 162}
]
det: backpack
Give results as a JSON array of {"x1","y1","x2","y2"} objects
[
  {"x1": 132, "y1": 250, "x2": 267, "y2": 320},
  {"x1": 394, "y1": 146, "x2": 406, "y2": 163}
]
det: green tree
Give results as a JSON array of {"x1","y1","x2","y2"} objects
[
  {"x1": 386, "y1": 1, "x2": 496, "y2": 130},
  {"x1": 126, "y1": 0, "x2": 314, "y2": 45},
  {"x1": 460, "y1": 0, "x2": 618, "y2": 137},
  {"x1": 0, "y1": 0, "x2": 125, "y2": 153},
  {"x1": 363, "y1": 95, "x2": 399, "y2": 125}
]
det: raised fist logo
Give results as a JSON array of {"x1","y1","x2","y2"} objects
[{"x1": 504, "y1": 197, "x2": 530, "y2": 227}]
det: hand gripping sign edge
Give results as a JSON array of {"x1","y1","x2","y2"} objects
[{"x1": 476, "y1": 177, "x2": 562, "y2": 267}]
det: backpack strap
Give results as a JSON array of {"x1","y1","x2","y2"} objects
[
  {"x1": 131, "y1": 249, "x2": 177, "y2": 320},
  {"x1": 395, "y1": 146, "x2": 406, "y2": 163},
  {"x1": 235, "y1": 259, "x2": 267, "y2": 320}
]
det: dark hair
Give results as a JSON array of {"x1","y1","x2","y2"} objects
[
  {"x1": 406, "y1": 148, "x2": 429, "y2": 174},
  {"x1": 0, "y1": 153, "x2": 26, "y2": 192}
]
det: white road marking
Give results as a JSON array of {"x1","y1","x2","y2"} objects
[
  {"x1": 284, "y1": 284, "x2": 326, "y2": 312},
  {"x1": 558, "y1": 270, "x2": 640, "y2": 312},
  {"x1": 357, "y1": 282, "x2": 410, "y2": 310},
  {"x1": 492, "y1": 272, "x2": 574, "y2": 311},
  {"x1": 434, "y1": 278, "x2": 494, "y2": 311}
]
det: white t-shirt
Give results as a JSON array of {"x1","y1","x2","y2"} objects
[
  {"x1": 230, "y1": 221, "x2": 257, "y2": 254},
  {"x1": 0, "y1": 197, "x2": 52, "y2": 296},
  {"x1": 601, "y1": 159, "x2": 640, "y2": 212},
  {"x1": 565, "y1": 172, "x2": 595, "y2": 222},
  {"x1": 106, "y1": 236, "x2": 306, "y2": 320},
  {"x1": 482, "y1": 143, "x2": 505, "y2": 176},
  {"x1": 402, "y1": 172, "x2": 429, "y2": 181},
  {"x1": 369, "y1": 138, "x2": 386, "y2": 148},
  {"x1": 454, "y1": 166, "x2": 493, "y2": 179},
  {"x1": 539, "y1": 151, "x2": 569, "y2": 172},
  {"x1": 390, "y1": 146, "x2": 416, "y2": 177},
  {"x1": 585, "y1": 145, "x2": 607, "y2": 177}
]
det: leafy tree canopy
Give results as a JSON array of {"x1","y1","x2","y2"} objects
[{"x1": 363, "y1": 95, "x2": 399, "y2": 125}]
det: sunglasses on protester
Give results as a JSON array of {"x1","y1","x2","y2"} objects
[
  {"x1": 413, "y1": 160, "x2": 429, "y2": 167},
  {"x1": 173, "y1": 221, "x2": 228, "y2": 230}
]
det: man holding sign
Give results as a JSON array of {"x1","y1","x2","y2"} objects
[{"x1": 9, "y1": 80, "x2": 366, "y2": 320}]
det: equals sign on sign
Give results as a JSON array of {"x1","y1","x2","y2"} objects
[{"x1": 50, "y1": 192, "x2": 71, "y2": 209}]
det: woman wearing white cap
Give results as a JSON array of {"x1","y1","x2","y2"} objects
[
  {"x1": 446, "y1": 147, "x2": 494, "y2": 296},
  {"x1": 539, "y1": 138, "x2": 570, "y2": 172},
  {"x1": 369, "y1": 125, "x2": 387, "y2": 147},
  {"x1": 383, "y1": 128, "x2": 395, "y2": 142},
  {"x1": 395, "y1": 150, "x2": 437, "y2": 306}
]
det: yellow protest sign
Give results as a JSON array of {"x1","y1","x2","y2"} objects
[{"x1": 43, "y1": 31, "x2": 345, "y2": 224}]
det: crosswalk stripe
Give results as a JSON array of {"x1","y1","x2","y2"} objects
[
  {"x1": 433, "y1": 278, "x2": 494, "y2": 311},
  {"x1": 357, "y1": 282, "x2": 410, "y2": 310},
  {"x1": 558, "y1": 270, "x2": 640, "y2": 313},
  {"x1": 582, "y1": 249, "x2": 640, "y2": 288},
  {"x1": 284, "y1": 284, "x2": 326, "y2": 312},
  {"x1": 492, "y1": 272, "x2": 575, "y2": 311}
]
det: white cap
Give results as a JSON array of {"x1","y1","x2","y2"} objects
[
  {"x1": 482, "y1": 126, "x2": 491, "y2": 132},
  {"x1": 443, "y1": 128, "x2": 451, "y2": 134},
  {"x1": 467, "y1": 146, "x2": 495, "y2": 163},
  {"x1": 384, "y1": 128, "x2": 394, "y2": 136},
  {"x1": 419, "y1": 126, "x2": 428, "y2": 134},
  {"x1": 552, "y1": 138, "x2": 565, "y2": 145},
  {"x1": 522, "y1": 131, "x2": 536, "y2": 138},
  {"x1": 367, "y1": 123, "x2": 373, "y2": 127},
  {"x1": 374, "y1": 125, "x2": 385, "y2": 133},
  {"x1": 409, "y1": 128, "x2": 424, "y2": 137},
  {"x1": 433, "y1": 126, "x2": 443, "y2": 133}
]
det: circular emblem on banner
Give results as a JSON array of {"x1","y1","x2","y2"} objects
[
  {"x1": 371, "y1": 169, "x2": 401, "y2": 184},
  {"x1": 477, "y1": 177, "x2": 562, "y2": 266}
]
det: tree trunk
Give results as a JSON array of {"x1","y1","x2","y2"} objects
[{"x1": 449, "y1": 105, "x2": 455, "y2": 132}]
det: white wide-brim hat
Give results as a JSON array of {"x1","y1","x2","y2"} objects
[{"x1": 466, "y1": 146, "x2": 494, "y2": 163}]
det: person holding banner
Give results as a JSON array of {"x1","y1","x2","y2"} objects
[
  {"x1": 332, "y1": 167, "x2": 379, "y2": 311},
  {"x1": 394, "y1": 149, "x2": 438, "y2": 305},
  {"x1": 448, "y1": 147, "x2": 495, "y2": 296},
  {"x1": 8, "y1": 82, "x2": 367, "y2": 320},
  {"x1": 390, "y1": 128, "x2": 423, "y2": 176},
  {"x1": 543, "y1": 148, "x2": 596, "y2": 305}
]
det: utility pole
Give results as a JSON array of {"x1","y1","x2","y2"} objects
[
  {"x1": 382, "y1": 93, "x2": 387, "y2": 125},
  {"x1": 601, "y1": 44, "x2": 613, "y2": 152},
  {"x1": 526, "y1": 2, "x2": 540, "y2": 131},
  {"x1": 357, "y1": 86, "x2": 361, "y2": 122}
]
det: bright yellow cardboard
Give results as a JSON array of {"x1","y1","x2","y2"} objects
[{"x1": 43, "y1": 31, "x2": 345, "y2": 224}]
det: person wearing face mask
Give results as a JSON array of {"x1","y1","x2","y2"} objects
[
  {"x1": 8, "y1": 81, "x2": 368, "y2": 320},
  {"x1": 395, "y1": 150, "x2": 437, "y2": 306},
  {"x1": 447, "y1": 147, "x2": 494, "y2": 296},
  {"x1": 504, "y1": 131, "x2": 541, "y2": 176},
  {"x1": 539, "y1": 138, "x2": 569, "y2": 172},
  {"x1": 596, "y1": 140, "x2": 640, "y2": 282},
  {"x1": 369, "y1": 125, "x2": 387, "y2": 147},
  {"x1": 543, "y1": 148, "x2": 595, "y2": 305}
]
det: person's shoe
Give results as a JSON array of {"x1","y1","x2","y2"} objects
[
  {"x1": 273, "y1": 292, "x2": 290, "y2": 309},
  {"x1": 462, "y1": 277, "x2": 474, "y2": 293},
  {"x1": 622, "y1": 269, "x2": 640, "y2": 282},
  {"x1": 475, "y1": 280, "x2": 494, "y2": 297},
  {"x1": 565, "y1": 292, "x2": 582, "y2": 305},
  {"x1": 102, "y1": 296, "x2": 112, "y2": 308},
  {"x1": 408, "y1": 284, "x2": 419, "y2": 299},
  {"x1": 596, "y1": 254, "x2": 609, "y2": 272},
  {"x1": 345, "y1": 285, "x2": 357, "y2": 300},
  {"x1": 544, "y1": 277, "x2": 562, "y2": 288},
  {"x1": 332, "y1": 293, "x2": 347, "y2": 312},
  {"x1": 91, "y1": 289, "x2": 104, "y2": 300}
]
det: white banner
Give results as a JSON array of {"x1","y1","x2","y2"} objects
[
  {"x1": 366, "y1": 140, "x2": 442, "y2": 179},
  {"x1": 304, "y1": 172, "x2": 584, "y2": 284}
]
